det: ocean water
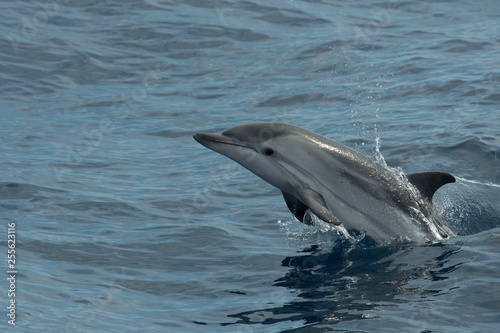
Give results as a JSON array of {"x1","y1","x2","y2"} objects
[{"x1": 1, "y1": 0, "x2": 500, "y2": 332}]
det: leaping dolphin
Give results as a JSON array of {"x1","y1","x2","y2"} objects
[{"x1": 193, "y1": 123, "x2": 456, "y2": 244}]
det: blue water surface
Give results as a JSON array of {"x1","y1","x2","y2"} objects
[{"x1": 1, "y1": 0, "x2": 500, "y2": 332}]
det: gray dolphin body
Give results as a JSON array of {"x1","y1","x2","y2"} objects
[{"x1": 193, "y1": 123, "x2": 455, "y2": 244}]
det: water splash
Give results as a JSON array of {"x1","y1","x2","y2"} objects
[
  {"x1": 278, "y1": 215, "x2": 338, "y2": 249},
  {"x1": 278, "y1": 213, "x2": 370, "y2": 249},
  {"x1": 373, "y1": 126, "x2": 388, "y2": 168}
]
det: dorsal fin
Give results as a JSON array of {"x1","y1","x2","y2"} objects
[{"x1": 406, "y1": 171, "x2": 455, "y2": 202}]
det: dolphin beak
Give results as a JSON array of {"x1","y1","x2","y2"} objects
[
  {"x1": 193, "y1": 132, "x2": 250, "y2": 151},
  {"x1": 193, "y1": 133, "x2": 233, "y2": 146}
]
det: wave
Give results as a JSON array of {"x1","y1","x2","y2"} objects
[{"x1": 435, "y1": 177, "x2": 500, "y2": 235}]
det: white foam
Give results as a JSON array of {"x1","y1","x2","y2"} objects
[{"x1": 456, "y1": 177, "x2": 500, "y2": 188}]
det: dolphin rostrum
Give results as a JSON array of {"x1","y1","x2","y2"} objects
[{"x1": 193, "y1": 123, "x2": 456, "y2": 244}]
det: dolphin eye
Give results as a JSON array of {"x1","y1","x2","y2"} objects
[{"x1": 263, "y1": 148, "x2": 274, "y2": 156}]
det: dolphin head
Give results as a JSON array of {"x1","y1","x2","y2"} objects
[{"x1": 193, "y1": 123, "x2": 299, "y2": 193}]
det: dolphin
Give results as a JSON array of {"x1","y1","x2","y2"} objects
[{"x1": 193, "y1": 123, "x2": 456, "y2": 244}]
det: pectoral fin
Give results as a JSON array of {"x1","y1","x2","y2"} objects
[
  {"x1": 295, "y1": 187, "x2": 341, "y2": 225},
  {"x1": 282, "y1": 191, "x2": 309, "y2": 223}
]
